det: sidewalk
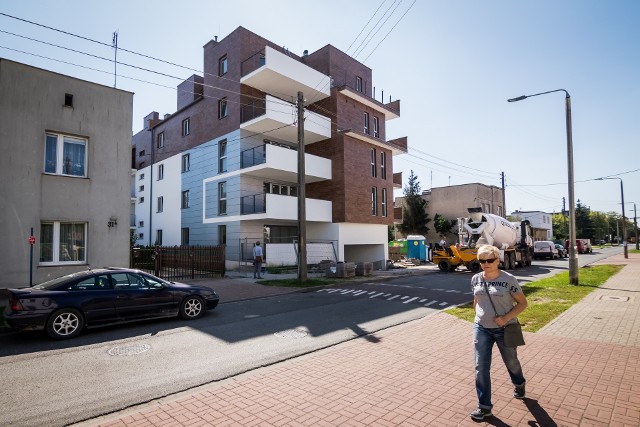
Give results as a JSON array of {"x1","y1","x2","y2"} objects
[{"x1": 67, "y1": 254, "x2": 640, "y2": 426}]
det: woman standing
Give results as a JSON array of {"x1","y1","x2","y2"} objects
[
  {"x1": 253, "y1": 241, "x2": 263, "y2": 279},
  {"x1": 470, "y1": 245, "x2": 528, "y2": 421}
]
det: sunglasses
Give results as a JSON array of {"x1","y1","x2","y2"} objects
[{"x1": 479, "y1": 258, "x2": 497, "y2": 264}]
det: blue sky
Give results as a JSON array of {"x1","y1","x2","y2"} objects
[{"x1": 1, "y1": 0, "x2": 638, "y2": 218}]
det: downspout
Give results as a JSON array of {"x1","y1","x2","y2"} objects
[{"x1": 149, "y1": 126, "x2": 154, "y2": 246}]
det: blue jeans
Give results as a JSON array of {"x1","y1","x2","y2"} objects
[
  {"x1": 474, "y1": 323, "x2": 526, "y2": 409},
  {"x1": 253, "y1": 261, "x2": 262, "y2": 277}
]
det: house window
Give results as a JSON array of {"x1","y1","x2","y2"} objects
[
  {"x1": 373, "y1": 116, "x2": 379, "y2": 138},
  {"x1": 219, "y1": 55, "x2": 228, "y2": 76},
  {"x1": 218, "y1": 182, "x2": 227, "y2": 215},
  {"x1": 371, "y1": 148, "x2": 377, "y2": 177},
  {"x1": 64, "y1": 93, "x2": 73, "y2": 107},
  {"x1": 157, "y1": 132, "x2": 164, "y2": 148},
  {"x1": 139, "y1": 173, "x2": 144, "y2": 180},
  {"x1": 372, "y1": 187, "x2": 378, "y2": 216},
  {"x1": 157, "y1": 196, "x2": 164, "y2": 213},
  {"x1": 44, "y1": 133, "x2": 87, "y2": 177},
  {"x1": 182, "y1": 154, "x2": 190, "y2": 172},
  {"x1": 139, "y1": 150, "x2": 145, "y2": 157},
  {"x1": 181, "y1": 190, "x2": 190, "y2": 209},
  {"x1": 218, "y1": 139, "x2": 227, "y2": 173},
  {"x1": 364, "y1": 112, "x2": 370, "y2": 134},
  {"x1": 182, "y1": 118, "x2": 190, "y2": 136},
  {"x1": 139, "y1": 196, "x2": 144, "y2": 204},
  {"x1": 218, "y1": 225, "x2": 227, "y2": 245},
  {"x1": 181, "y1": 228, "x2": 189, "y2": 245},
  {"x1": 156, "y1": 229, "x2": 163, "y2": 246},
  {"x1": 139, "y1": 233, "x2": 144, "y2": 240},
  {"x1": 380, "y1": 152, "x2": 386, "y2": 179},
  {"x1": 218, "y1": 98, "x2": 228, "y2": 119},
  {"x1": 39, "y1": 221, "x2": 86, "y2": 264},
  {"x1": 139, "y1": 185, "x2": 144, "y2": 192},
  {"x1": 138, "y1": 221, "x2": 144, "y2": 228},
  {"x1": 382, "y1": 188, "x2": 388, "y2": 217},
  {"x1": 355, "y1": 76, "x2": 363, "y2": 92},
  {"x1": 157, "y1": 164, "x2": 164, "y2": 180}
]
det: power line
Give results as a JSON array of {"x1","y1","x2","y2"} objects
[{"x1": 362, "y1": 0, "x2": 417, "y2": 63}]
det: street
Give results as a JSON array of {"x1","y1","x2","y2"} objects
[{"x1": 0, "y1": 246, "x2": 622, "y2": 427}]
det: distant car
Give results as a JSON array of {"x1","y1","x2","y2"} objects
[
  {"x1": 3, "y1": 268, "x2": 219, "y2": 340},
  {"x1": 555, "y1": 244, "x2": 568, "y2": 258},
  {"x1": 594, "y1": 240, "x2": 606, "y2": 245},
  {"x1": 565, "y1": 238, "x2": 593, "y2": 254},
  {"x1": 534, "y1": 241, "x2": 558, "y2": 260}
]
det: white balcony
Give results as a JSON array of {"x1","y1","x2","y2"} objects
[
  {"x1": 241, "y1": 143, "x2": 331, "y2": 183},
  {"x1": 241, "y1": 46, "x2": 331, "y2": 102},
  {"x1": 240, "y1": 95, "x2": 331, "y2": 144},
  {"x1": 265, "y1": 193, "x2": 332, "y2": 222}
]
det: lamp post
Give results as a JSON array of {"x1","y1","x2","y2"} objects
[
  {"x1": 624, "y1": 202, "x2": 638, "y2": 251},
  {"x1": 508, "y1": 89, "x2": 578, "y2": 285},
  {"x1": 596, "y1": 177, "x2": 627, "y2": 258}
]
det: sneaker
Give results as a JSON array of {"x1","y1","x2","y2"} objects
[
  {"x1": 513, "y1": 383, "x2": 526, "y2": 399},
  {"x1": 470, "y1": 407, "x2": 492, "y2": 420}
]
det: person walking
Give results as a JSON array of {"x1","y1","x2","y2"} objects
[
  {"x1": 253, "y1": 241, "x2": 264, "y2": 279},
  {"x1": 470, "y1": 245, "x2": 528, "y2": 421}
]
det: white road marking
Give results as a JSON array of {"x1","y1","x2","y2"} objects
[{"x1": 403, "y1": 297, "x2": 419, "y2": 304}]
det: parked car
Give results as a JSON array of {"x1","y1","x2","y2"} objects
[
  {"x1": 534, "y1": 241, "x2": 559, "y2": 260},
  {"x1": 555, "y1": 244, "x2": 568, "y2": 258},
  {"x1": 3, "y1": 268, "x2": 219, "y2": 340},
  {"x1": 565, "y1": 238, "x2": 593, "y2": 254}
]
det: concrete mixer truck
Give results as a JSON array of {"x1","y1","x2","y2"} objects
[{"x1": 433, "y1": 207, "x2": 534, "y2": 273}]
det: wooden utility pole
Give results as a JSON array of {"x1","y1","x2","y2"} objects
[{"x1": 297, "y1": 91, "x2": 307, "y2": 281}]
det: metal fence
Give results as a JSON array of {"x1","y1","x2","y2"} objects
[{"x1": 130, "y1": 246, "x2": 225, "y2": 280}]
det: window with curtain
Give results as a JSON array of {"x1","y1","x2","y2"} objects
[
  {"x1": 44, "y1": 133, "x2": 87, "y2": 177},
  {"x1": 40, "y1": 221, "x2": 86, "y2": 264}
]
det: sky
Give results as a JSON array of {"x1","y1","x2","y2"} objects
[{"x1": 1, "y1": 0, "x2": 638, "y2": 219}]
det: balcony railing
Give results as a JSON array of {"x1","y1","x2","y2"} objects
[
  {"x1": 241, "y1": 145, "x2": 266, "y2": 168},
  {"x1": 240, "y1": 98, "x2": 267, "y2": 123},
  {"x1": 241, "y1": 50, "x2": 266, "y2": 77},
  {"x1": 241, "y1": 193, "x2": 266, "y2": 215}
]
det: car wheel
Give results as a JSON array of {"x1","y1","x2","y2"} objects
[
  {"x1": 46, "y1": 308, "x2": 84, "y2": 340},
  {"x1": 467, "y1": 260, "x2": 481, "y2": 273},
  {"x1": 180, "y1": 296, "x2": 205, "y2": 319},
  {"x1": 438, "y1": 260, "x2": 452, "y2": 272}
]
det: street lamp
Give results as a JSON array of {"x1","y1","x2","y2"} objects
[
  {"x1": 624, "y1": 202, "x2": 638, "y2": 251},
  {"x1": 596, "y1": 177, "x2": 628, "y2": 258},
  {"x1": 508, "y1": 89, "x2": 579, "y2": 285}
]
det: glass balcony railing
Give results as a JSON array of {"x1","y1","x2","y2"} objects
[
  {"x1": 241, "y1": 50, "x2": 266, "y2": 77},
  {"x1": 240, "y1": 98, "x2": 267, "y2": 123},
  {"x1": 241, "y1": 145, "x2": 266, "y2": 168},
  {"x1": 241, "y1": 193, "x2": 266, "y2": 215}
]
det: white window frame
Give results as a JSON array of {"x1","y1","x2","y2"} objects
[
  {"x1": 182, "y1": 190, "x2": 190, "y2": 209},
  {"x1": 44, "y1": 133, "x2": 88, "y2": 177},
  {"x1": 182, "y1": 118, "x2": 190, "y2": 136},
  {"x1": 157, "y1": 164, "x2": 164, "y2": 180},
  {"x1": 182, "y1": 154, "x2": 190, "y2": 172},
  {"x1": 218, "y1": 98, "x2": 228, "y2": 119},
  {"x1": 218, "y1": 182, "x2": 227, "y2": 215},
  {"x1": 381, "y1": 188, "x2": 387, "y2": 217},
  {"x1": 355, "y1": 76, "x2": 363, "y2": 92},
  {"x1": 39, "y1": 221, "x2": 87, "y2": 265},
  {"x1": 218, "y1": 139, "x2": 228, "y2": 173},
  {"x1": 157, "y1": 132, "x2": 165, "y2": 148},
  {"x1": 372, "y1": 187, "x2": 378, "y2": 216},
  {"x1": 219, "y1": 55, "x2": 228, "y2": 76},
  {"x1": 371, "y1": 148, "x2": 377, "y2": 177},
  {"x1": 380, "y1": 152, "x2": 386, "y2": 179},
  {"x1": 364, "y1": 112, "x2": 370, "y2": 134},
  {"x1": 373, "y1": 116, "x2": 379, "y2": 138},
  {"x1": 157, "y1": 196, "x2": 164, "y2": 213}
]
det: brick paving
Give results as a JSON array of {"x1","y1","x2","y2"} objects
[{"x1": 75, "y1": 254, "x2": 640, "y2": 427}]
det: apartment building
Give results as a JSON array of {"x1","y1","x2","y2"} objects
[
  {"x1": 510, "y1": 210, "x2": 553, "y2": 241},
  {"x1": 132, "y1": 26, "x2": 406, "y2": 269},
  {"x1": 0, "y1": 59, "x2": 133, "y2": 287}
]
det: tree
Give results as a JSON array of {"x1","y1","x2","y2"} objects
[
  {"x1": 434, "y1": 213, "x2": 457, "y2": 238},
  {"x1": 388, "y1": 225, "x2": 395, "y2": 242},
  {"x1": 575, "y1": 200, "x2": 595, "y2": 239},
  {"x1": 552, "y1": 212, "x2": 568, "y2": 242},
  {"x1": 397, "y1": 170, "x2": 431, "y2": 236}
]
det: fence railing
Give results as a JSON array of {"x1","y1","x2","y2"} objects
[
  {"x1": 241, "y1": 50, "x2": 266, "y2": 77},
  {"x1": 130, "y1": 245, "x2": 225, "y2": 280}
]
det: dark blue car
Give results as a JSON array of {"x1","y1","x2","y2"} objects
[{"x1": 4, "y1": 268, "x2": 219, "y2": 339}]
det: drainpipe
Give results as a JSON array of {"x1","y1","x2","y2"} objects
[{"x1": 149, "y1": 126, "x2": 154, "y2": 246}]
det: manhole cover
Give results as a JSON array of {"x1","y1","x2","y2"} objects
[
  {"x1": 274, "y1": 328, "x2": 308, "y2": 339},
  {"x1": 600, "y1": 296, "x2": 629, "y2": 302},
  {"x1": 107, "y1": 343, "x2": 151, "y2": 356}
]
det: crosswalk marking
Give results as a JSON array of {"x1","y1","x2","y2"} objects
[
  {"x1": 403, "y1": 297, "x2": 418, "y2": 304},
  {"x1": 370, "y1": 292, "x2": 385, "y2": 299},
  {"x1": 424, "y1": 301, "x2": 437, "y2": 306},
  {"x1": 315, "y1": 288, "x2": 457, "y2": 309},
  {"x1": 387, "y1": 295, "x2": 400, "y2": 301}
]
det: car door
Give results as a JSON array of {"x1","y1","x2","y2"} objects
[
  {"x1": 110, "y1": 272, "x2": 175, "y2": 320},
  {"x1": 63, "y1": 274, "x2": 118, "y2": 325}
]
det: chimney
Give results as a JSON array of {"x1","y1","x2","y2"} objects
[{"x1": 143, "y1": 111, "x2": 160, "y2": 129}]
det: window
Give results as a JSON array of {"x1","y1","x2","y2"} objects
[
  {"x1": 182, "y1": 154, "x2": 190, "y2": 172},
  {"x1": 218, "y1": 139, "x2": 227, "y2": 173},
  {"x1": 139, "y1": 150, "x2": 145, "y2": 157},
  {"x1": 138, "y1": 221, "x2": 144, "y2": 228},
  {"x1": 373, "y1": 116, "x2": 379, "y2": 138},
  {"x1": 44, "y1": 133, "x2": 87, "y2": 177},
  {"x1": 182, "y1": 118, "x2": 190, "y2": 136},
  {"x1": 157, "y1": 132, "x2": 164, "y2": 148},
  {"x1": 264, "y1": 182, "x2": 296, "y2": 196},
  {"x1": 139, "y1": 232, "x2": 144, "y2": 240},
  {"x1": 382, "y1": 188, "x2": 388, "y2": 217},
  {"x1": 219, "y1": 55, "x2": 228, "y2": 76},
  {"x1": 355, "y1": 76, "x2": 363, "y2": 92},
  {"x1": 371, "y1": 148, "x2": 377, "y2": 177},
  {"x1": 138, "y1": 185, "x2": 144, "y2": 192},
  {"x1": 181, "y1": 190, "x2": 190, "y2": 209},
  {"x1": 64, "y1": 93, "x2": 73, "y2": 108},
  {"x1": 364, "y1": 112, "x2": 370, "y2": 134},
  {"x1": 380, "y1": 152, "x2": 386, "y2": 179},
  {"x1": 157, "y1": 164, "x2": 164, "y2": 180},
  {"x1": 157, "y1": 196, "x2": 164, "y2": 213},
  {"x1": 218, "y1": 225, "x2": 227, "y2": 245},
  {"x1": 139, "y1": 196, "x2": 144, "y2": 204},
  {"x1": 40, "y1": 221, "x2": 86, "y2": 264},
  {"x1": 218, "y1": 182, "x2": 227, "y2": 215},
  {"x1": 155, "y1": 229, "x2": 163, "y2": 246},
  {"x1": 218, "y1": 98, "x2": 228, "y2": 119},
  {"x1": 67, "y1": 275, "x2": 112, "y2": 291},
  {"x1": 139, "y1": 173, "x2": 145, "y2": 181},
  {"x1": 181, "y1": 228, "x2": 189, "y2": 245},
  {"x1": 372, "y1": 187, "x2": 378, "y2": 216}
]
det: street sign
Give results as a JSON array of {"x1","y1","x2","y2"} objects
[{"x1": 28, "y1": 235, "x2": 36, "y2": 245}]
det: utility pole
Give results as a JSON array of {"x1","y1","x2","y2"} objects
[
  {"x1": 501, "y1": 172, "x2": 506, "y2": 216},
  {"x1": 112, "y1": 31, "x2": 118, "y2": 88},
  {"x1": 297, "y1": 91, "x2": 308, "y2": 281},
  {"x1": 634, "y1": 203, "x2": 638, "y2": 251}
]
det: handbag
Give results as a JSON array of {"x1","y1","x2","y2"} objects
[{"x1": 483, "y1": 282, "x2": 525, "y2": 347}]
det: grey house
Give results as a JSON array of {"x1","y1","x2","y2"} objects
[{"x1": 0, "y1": 59, "x2": 133, "y2": 288}]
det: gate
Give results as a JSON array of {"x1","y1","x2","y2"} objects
[{"x1": 131, "y1": 245, "x2": 225, "y2": 280}]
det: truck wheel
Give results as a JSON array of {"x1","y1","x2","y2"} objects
[
  {"x1": 467, "y1": 260, "x2": 481, "y2": 273},
  {"x1": 438, "y1": 260, "x2": 452, "y2": 272}
]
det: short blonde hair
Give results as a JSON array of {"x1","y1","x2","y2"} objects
[{"x1": 477, "y1": 245, "x2": 500, "y2": 260}]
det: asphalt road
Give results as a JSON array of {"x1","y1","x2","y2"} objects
[{"x1": 0, "y1": 245, "x2": 622, "y2": 427}]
